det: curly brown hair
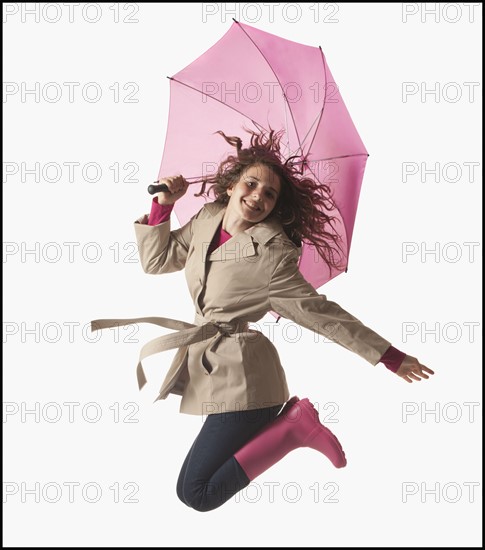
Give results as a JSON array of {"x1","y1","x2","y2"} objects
[{"x1": 193, "y1": 128, "x2": 345, "y2": 272}]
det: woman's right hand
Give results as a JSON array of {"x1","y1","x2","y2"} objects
[{"x1": 156, "y1": 175, "x2": 189, "y2": 205}]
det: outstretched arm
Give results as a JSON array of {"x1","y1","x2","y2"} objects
[{"x1": 268, "y1": 244, "x2": 434, "y2": 382}]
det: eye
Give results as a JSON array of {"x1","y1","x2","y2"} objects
[{"x1": 246, "y1": 179, "x2": 276, "y2": 199}]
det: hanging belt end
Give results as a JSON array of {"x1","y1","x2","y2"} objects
[{"x1": 136, "y1": 362, "x2": 147, "y2": 390}]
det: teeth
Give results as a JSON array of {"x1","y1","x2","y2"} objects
[{"x1": 244, "y1": 200, "x2": 260, "y2": 211}]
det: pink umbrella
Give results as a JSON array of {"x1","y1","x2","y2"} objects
[{"x1": 153, "y1": 20, "x2": 368, "y2": 321}]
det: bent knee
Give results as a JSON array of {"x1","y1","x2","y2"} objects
[{"x1": 182, "y1": 480, "x2": 235, "y2": 512}]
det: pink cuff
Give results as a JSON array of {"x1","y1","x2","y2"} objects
[
  {"x1": 148, "y1": 198, "x2": 174, "y2": 226},
  {"x1": 380, "y1": 345, "x2": 406, "y2": 374}
]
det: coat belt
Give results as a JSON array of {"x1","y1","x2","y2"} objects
[{"x1": 90, "y1": 313, "x2": 249, "y2": 391}]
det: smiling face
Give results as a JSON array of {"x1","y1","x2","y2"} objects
[{"x1": 226, "y1": 164, "x2": 281, "y2": 224}]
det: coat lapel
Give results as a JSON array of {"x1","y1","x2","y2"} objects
[
  {"x1": 189, "y1": 200, "x2": 292, "y2": 314},
  {"x1": 192, "y1": 200, "x2": 287, "y2": 284},
  {"x1": 194, "y1": 205, "x2": 226, "y2": 263},
  {"x1": 200, "y1": 201, "x2": 286, "y2": 255}
]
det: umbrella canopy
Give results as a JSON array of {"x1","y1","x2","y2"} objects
[{"x1": 158, "y1": 20, "x2": 369, "y2": 317}]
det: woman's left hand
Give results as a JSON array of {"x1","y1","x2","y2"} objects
[{"x1": 396, "y1": 355, "x2": 435, "y2": 383}]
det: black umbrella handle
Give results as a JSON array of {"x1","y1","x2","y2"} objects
[{"x1": 147, "y1": 182, "x2": 169, "y2": 195}]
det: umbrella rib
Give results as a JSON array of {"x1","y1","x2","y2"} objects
[
  {"x1": 233, "y1": 20, "x2": 302, "y2": 156},
  {"x1": 169, "y1": 77, "x2": 271, "y2": 135},
  {"x1": 300, "y1": 46, "x2": 329, "y2": 160},
  {"x1": 288, "y1": 48, "x2": 329, "y2": 158},
  {"x1": 288, "y1": 111, "x2": 322, "y2": 158},
  {"x1": 293, "y1": 153, "x2": 369, "y2": 164}
]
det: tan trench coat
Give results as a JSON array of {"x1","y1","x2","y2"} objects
[{"x1": 94, "y1": 201, "x2": 392, "y2": 416}]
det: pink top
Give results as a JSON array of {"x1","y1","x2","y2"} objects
[{"x1": 147, "y1": 198, "x2": 405, "y2": 373}]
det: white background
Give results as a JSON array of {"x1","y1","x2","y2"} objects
[{"x1": 3, "y1": 2, "x2": 482, "y2": 547}]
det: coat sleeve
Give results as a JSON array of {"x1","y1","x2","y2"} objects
[
  {"x1": 268, "y1": 245, "x2": 392, "y2": 366},
  {"x1": 133, "y1": 205, "x2": 205, "y2": 274}
]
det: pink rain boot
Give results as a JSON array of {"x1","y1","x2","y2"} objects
[{"x1": 234, "y1": 396, "x2": 347, "y2": 481}]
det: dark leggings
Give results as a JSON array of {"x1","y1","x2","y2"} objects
[{"x1": 177, "y1": 404, "x2": 283, "y2": 512}]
